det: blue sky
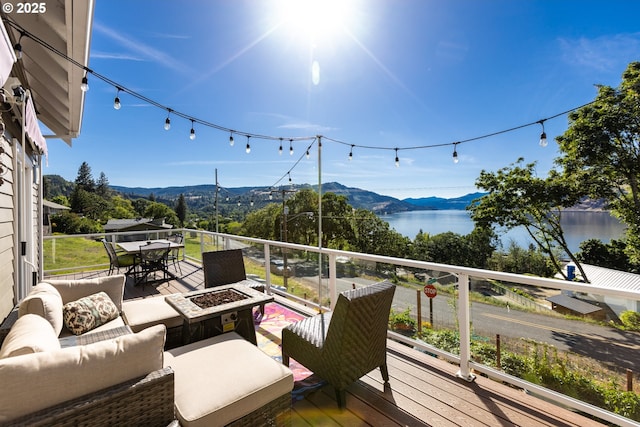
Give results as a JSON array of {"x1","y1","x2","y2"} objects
[{"x1": 43, "y1": 0, "x2": 640, "y2": 199}]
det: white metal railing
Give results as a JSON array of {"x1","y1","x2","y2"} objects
[{"x1": 43, "y1": 229, "x2": 640, "y2": 426}]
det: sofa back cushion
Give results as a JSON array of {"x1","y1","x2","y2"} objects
[
  {"x1": 46, "y1": 275, "x2": 126, "y2": 312},
  {"x1": 0, "y1": 324, "x2": 166, "y2": 423},
  {"x1": 18, "y1": 283, "x2": 64, "y2": 335},
  {"x1": 0, "y1": 314, "x2": 60, "y2": 358}
]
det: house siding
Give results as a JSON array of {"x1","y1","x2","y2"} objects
[{"x1": 0, "y1": 135, "x2": 15, "y2": 320}]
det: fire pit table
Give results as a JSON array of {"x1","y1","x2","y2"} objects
[{"x1": 165, "y1": 281, "x2": 273, "y2": 345}]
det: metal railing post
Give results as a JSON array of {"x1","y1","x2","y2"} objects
[
  {"x1": 457, "y1": 273, "x2": 476, "y2": 382},
  {"x1": 328, "y1": 253, "x2": 337, "y2": 310},
  {"x1": 264, "y1": 243, "x2": 272, "y2": 290}
]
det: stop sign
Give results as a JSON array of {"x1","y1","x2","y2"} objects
[{"x1": 424, "y1": 284, "x2": 437, "y2": 298}]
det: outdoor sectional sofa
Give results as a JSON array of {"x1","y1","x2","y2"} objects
[{"x1": 0, "y1": 275, "x2": 294, "y2": 426}]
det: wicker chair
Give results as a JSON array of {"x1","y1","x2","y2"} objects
[
  {"x1": 202, "y1": 249, "x2": 266, "y2": 314},
  {"x1": 282, "y1": 281, "x2": 396, "y2": 408}
]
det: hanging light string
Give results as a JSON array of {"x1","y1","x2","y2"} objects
[
  {"x1": 269, "y1": 138, "x2": 318, "y2": 189},
  {"x1": 3, "y1": 17, "x2": 596, "y2": 173}
]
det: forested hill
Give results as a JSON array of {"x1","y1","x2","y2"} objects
[{"x1": 47, "y1": 175, "x2": 486, "y2": 213}]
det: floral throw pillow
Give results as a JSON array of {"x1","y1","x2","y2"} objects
[{"x1": 63, "y1": 292, "x2": 119, "y2": 335}]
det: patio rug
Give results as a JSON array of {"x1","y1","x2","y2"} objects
[{"x1": 255, "y1": 303, "x2": 327, "y2": 401}]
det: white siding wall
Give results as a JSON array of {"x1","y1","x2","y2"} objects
[{"x1": 0, "y1": 135, "x2": 15, "y2": 320}]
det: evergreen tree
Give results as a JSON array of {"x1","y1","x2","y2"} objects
[
  {"x1": 96, "y1": 172, "x2": 110, "y2": 197},
  {"x1": 175, "y1": 194, "x2": 187, "y2": 227},
  {"x1": 74, "y1": 161, "x2": 95, "y2": 192}
]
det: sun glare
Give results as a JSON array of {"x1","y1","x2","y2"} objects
[{"x1": 275, "y1": 0, "x2": 353, "y2": 43}]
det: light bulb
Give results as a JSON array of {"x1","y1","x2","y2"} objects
[
  {"x1": 349, "y1": 145, "x2": 354, "y2": 161},
  {"x1": 394, "y1": 149, "x2": 399, "y2": 167},
  {"x1": 13, "y1": 43, "x2": 22, "y2": 60},
  {"x1": 453, "y1": 150, "x2": 459, "y2": 163},
  {"x1": 306, "y1": 149, "x2": 310, "y2": 159},
  {"x1": 289, "y1": 140, "x2": 294, "y2": 156},
  {"x1": 113, "y1": 96, "x2": 121, "y2": 110},
  {"x1": 539, "y1": 132, "x2": 548, "y2": 147},
  {"x1": 279, "y1": 139, "x2": 283, "y2": 155},
  {"x1": 246, "y1": 136, "x2": 251, "y2": 153},
  {"x1": 190, "y1": 121, "x2": 196, "y2": 140},
  {"x1": 80, "y1": 76, "x2": 89, "y2": 92},
  {"x1": 164, "y1": 117, "x2": 171, "y2": 131},
  {"x1": 229, "y1": 133, "x2": 234, "y2": 146}
]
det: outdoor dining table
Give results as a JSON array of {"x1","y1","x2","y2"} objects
[{"x1": 116, "y1": 239, "x2": 184, "y2": 281}]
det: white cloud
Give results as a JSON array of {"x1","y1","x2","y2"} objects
[{"x1": 559, "y1": 33, "x2": 640, "y2": 73}]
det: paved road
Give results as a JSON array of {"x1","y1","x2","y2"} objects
[{"x1": 332, "y1": 276, "x2": 640, "y2": 373}]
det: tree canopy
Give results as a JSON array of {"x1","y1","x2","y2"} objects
[{"x1": 556, "y1": 61, "x2": 640, "y2": 264}]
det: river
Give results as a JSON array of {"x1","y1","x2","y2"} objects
[{"x1": 381, "y1": 210, "x2": 626, "y2": 253}]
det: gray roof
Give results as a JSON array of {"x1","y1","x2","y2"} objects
[
  {"x1": 43, "y1": 200, "x2": 70, "y2": 210},
  {"x1": 546, "y1": 294, "x2": 603, "y2": 314},
  {"x1": 578, "y1": 264, "x2": 640, "y2": 293}
]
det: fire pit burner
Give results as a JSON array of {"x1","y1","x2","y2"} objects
[{"x1": 189, "y1": 288, "x2": 248, "y2": 309}]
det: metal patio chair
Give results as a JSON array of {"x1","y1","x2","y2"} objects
[
  {"x1": 135, "y1": 241, "x2": 171, "y2": 287},
  {"x1": 282, "y1": 281, "x2": 396, "y2": 408},
  {"x1": 166, "y1": 233, "x2": 183, "y2": 275},
  {"x1": 102, "y1": 238, "x2": 136, "y2": 275}
]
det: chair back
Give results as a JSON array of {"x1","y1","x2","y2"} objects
[
  {"x1": 325, "y1": 281, "x2": 396, "y2": 372},
  {"x1": 102, "y1": 239, "x2": 118, "y2": 263},
  {"x1": 139, "y1": 242, "x2": 171, "y2": 263},
  {"x1": 168, "y1": 233, "x2": 183, "y2": 244},
  {"x1": 202, "y1": 249, "x2": 246, "y2": 287}
]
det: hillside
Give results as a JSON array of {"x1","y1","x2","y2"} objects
[{"x1": 403, "y1": 192, "x2": 487, "y2": 210}]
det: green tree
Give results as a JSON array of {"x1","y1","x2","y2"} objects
[
  {"x1": 175, "y1": 194, "x2": 187, "y2": 227},
  {"x1": 556, "y1": 62, "x2": 640, "y2": 264},
  {"x1": 108, "y1": 195, "x2": 136, "y2": 219},
  {"x1": 576, "y1": 238, "x2": 632, "y2": 272},
  {"x1": 96, "y1": 172, "x2": 110, "y2": 198},
  {"x1": 468, "y1": 158, "x2": 584, "y2": 280},
  {"x1": 143, "y1": 201, "x2": 179, "y2": 226},
  {"x1": 242, "y1": 203, "x2": 281, "y2": 240},
  {"x1": 74, "y1": 161, "x2": 95, "y2": 192}
]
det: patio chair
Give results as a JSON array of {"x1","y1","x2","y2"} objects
[
  {"x1": 136, "y1": 241, "x2": 171, "y2": 287},
  {"x1": 167, "y1": 233, "x2": 183, "y2": 275},
  {"x1": 202, "y1": 249, "x2": 266, "y2": 315},
  {"x1": 281, "y1": 281, "x2": 396, "y2": 408},
  {"x1": 102, "y1": 238, "x2": 136, "y2": 275}
]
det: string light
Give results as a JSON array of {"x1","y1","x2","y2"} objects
[
  {"x1": 189, "y1": 120, "x2": 196, "y2": 140},
  {"x1": 164, "y1": 109, "x2": 171, "y2": 130},
  {"x1": 278, "y1": 138, "x2": 283, "y2": 155},
  {"x1": 306, "y1": 148, "x2": 310, "y2": 159},
  {"x1": 538, "y1": 120, "x2": 548, "y2": 147},
  {"x1": 113, "y1": 88, "x2": 121, "y2": 110},
  {"x1": 246, "y1": 135, "x2": 251, "y2": 154},
  {"x1": 80, "y1": 73, "x2": 89, "y2": 92},
  {"x1": 395, "y1": 148, "x2": 400, "y2": 168},
  {"x1": 453, "y1": 143, "x2": 459, "y2": 164},
  {"x1": 348, "y1": 145, "x2": 353, "y2": 161},
  {"x1": 2, "y1": 18, "x2": 594, "y2": 183},
  {"x1": 229, "y1": 132, "x2": 234, "y2": 146},
  {"x1": 288, "y1": 172, "x2": 292, "y2": 183},
  {"x1": 13, "y1": 31, "x2": 24, "y2": 60}
]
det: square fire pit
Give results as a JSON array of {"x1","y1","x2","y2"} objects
[{"x1": 165, "y1": 282, "x2": 274, "y2": 345}]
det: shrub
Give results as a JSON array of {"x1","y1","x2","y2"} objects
[{"x1": 620, "y1": 311, "x2": 640, "y2": 331}]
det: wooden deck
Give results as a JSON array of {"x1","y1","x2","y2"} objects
[{"x1": 49, "y1": 262, "x2": 607, "y2": 427}]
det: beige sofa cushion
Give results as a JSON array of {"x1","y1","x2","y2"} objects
[
  {"x1": 18, "y1": 282, "x2": 64, "y2": 335},
  {"x1": 122, "y1": 296, "x2": 183, "y2": 332},
  {"x1": 164, "y1": 332, "x2": 293, "y2": 427},
  {"x1": 46, "y1": 275, "x2": 126, "y2": 312},
  {"x1": 0, "y1": 324, "x2": 166, "y2": 423},
  {"x1": 0, "y1": 314, "x2": 60, "y2": 358}
]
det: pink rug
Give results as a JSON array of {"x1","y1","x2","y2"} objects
[{"x1": 255, "y1": 303, "x2": 313, "y2": 382}]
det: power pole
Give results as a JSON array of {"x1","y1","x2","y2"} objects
[{"x1": 270, "y1": 187, "x2": 296, "y2": 288}]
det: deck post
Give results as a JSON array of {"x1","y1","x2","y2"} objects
[
  {"x1": 328, "y1": 253, "x2": 337, "y2": 310},
  {"x1": 456, "y1": 273, "x2": 476, "y2": 382},
  {"x1": 264, "y1": 243, "x2": 272, "y2": 291}
]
